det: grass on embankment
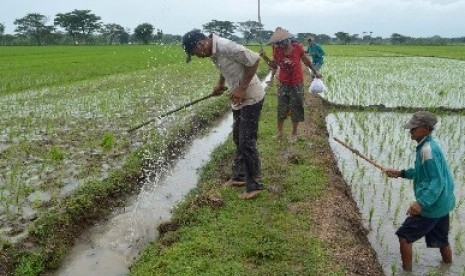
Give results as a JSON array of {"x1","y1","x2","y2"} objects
[{"x1": 129, "y1": 86, "x2": 344, "y2": 275}]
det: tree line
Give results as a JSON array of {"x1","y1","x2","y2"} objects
[{"x1": 1, "y1": 10, "x2": 464, "y2": 46}]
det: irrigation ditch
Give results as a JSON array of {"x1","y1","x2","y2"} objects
[{"x1": 49, "y1": 113, "x2": 234, "y2": 276}]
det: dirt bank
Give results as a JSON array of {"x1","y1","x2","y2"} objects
[{"x1": 302, "y1": 93, "x2": 384, "y2": 275}]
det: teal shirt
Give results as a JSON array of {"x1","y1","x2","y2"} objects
[
  {"x1": 403, "y1": 135, "x2": 455, "y2": 218},
  {"x1": 306, "y1": 44, "x2": 325, "y2": 65}
]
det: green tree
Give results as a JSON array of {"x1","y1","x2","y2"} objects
[
  {"x1": 350, "y1": 33, "x2": 359, "y2": 43},
  {"x1": 14, "y1": 13, "x2": 55, "y2": 45},
  {"x1": 202, "y1": 20, "x2": 236, "y2": 39},
  {"x1": 154, "y1": 28, "x2": 163, "y2": 44},
  {"x1": 0, "y1": 23, "x2": 5, "y2": 45},
  {"x1": 260, "y1": 30, "x2": 274, "y2": 42},
  {"x1": 390, "y1": 33, "x2": 409, "y2": 44},
  {"x1": 334, "y1": 31, "x2": 350, "y2": 44},
  {"x1": 362, "y1": 31, "x2": 373, "y2": 44},
  {"x1": 54, "y1": 9, "x2": 102, "y2": 44},
  {"x1": 100, "y1": 23, "x2": 125, "y2": 45},
  {"x1": 297, "y1": 33, "x2": 315, "y2": 41},
  {"x1": 237, "y1": 20, "x2": 263, "y2": 44},
  {"x1": 161, "y1": 34, "x2": 182, "y2": 44},
  {"x1": 134, "y1": 23, "x2": 154, "y2": 44},
  {"x1": 118, "y1": 29, "x2": 130, "y2": 44},
  {"x1": 316, "y1": 34, "x2": 331, "y2": 44}
]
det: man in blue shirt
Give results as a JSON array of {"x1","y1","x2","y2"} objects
[
  {"x1": 386, "y1": 111, "x2": 455, "y2": 272},
  {"x1": 306, "y1": 36, "x2": 325, "y2": 73}
]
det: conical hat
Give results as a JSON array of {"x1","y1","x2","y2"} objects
[{"x1": 268, "y1": 27, "x2": 294, "y2": 44}]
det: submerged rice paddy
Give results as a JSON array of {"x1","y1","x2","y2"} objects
[
  {"x1": 323, "y1": 52, "x2": 465, "y2": 275},
  {"x1": 323, "y1": 56, "x2": 465, "y2": 108},
  {"x1": 0, "y1": 45, "x2": 228, "y2": 244}
]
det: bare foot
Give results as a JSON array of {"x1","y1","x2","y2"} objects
[
  {"x1": 239, "y1": 190, "x2": 262, "y2": 200},
  {"x1": 288, "y1": 134, "x2": 298, "y2": 143},
  {"x1": 223, "y1": 179, "x2": 245, "y2": 187}
]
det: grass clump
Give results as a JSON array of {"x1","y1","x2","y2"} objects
[
  {"x1": 47, "y1": 146, "x2": 65, "y2": 163},
  {"x1": 101, "y1": 132, "x2": 116, "y2": 151}
]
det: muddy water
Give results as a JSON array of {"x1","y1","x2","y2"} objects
[
  {"x1": 52, "y1": 75, "x2": 271, "y2": 276},
  {"x1": 50, "y1": 113, "x2": 233, "y2": 276},
  {"x1": 326, "y1": 111, "x2": 465, "y2": 276}
]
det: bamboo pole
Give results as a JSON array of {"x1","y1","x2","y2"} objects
[
  {"x1": 333, "y1": 137, "x2": 386, "y2": 171},
  {"x1": 258, "y1": 0, "x2": 263, "y2": 51},
  {"x1": 128, "y1": 93, "x2": 214, "y2": 133}
]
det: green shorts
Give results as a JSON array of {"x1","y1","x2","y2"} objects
[{"x1": 277, "y1": 83, "x2": 304, "y2": 122}]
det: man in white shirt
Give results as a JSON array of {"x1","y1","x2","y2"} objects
[{"x1": 182, "y1": 30, "x2": 265, "y2": 199}]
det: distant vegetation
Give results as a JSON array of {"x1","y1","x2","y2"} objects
[{"x1": 0, "y1": 10, "x2": 464, "y2": 46}]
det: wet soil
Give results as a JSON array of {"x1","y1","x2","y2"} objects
[{"x1": 301, "y1": 93, "x2": 385, "y2": 275}]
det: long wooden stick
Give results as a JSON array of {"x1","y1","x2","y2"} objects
[
  {"x1": 333, "y1": 137, "x2": 386, "y2": 171},
  {"x1": 258, "y1": 0, "x2": 263, "y2": 51},
  {"x1": 127, "y1": 93, "x2": 214, "y2": 133}
]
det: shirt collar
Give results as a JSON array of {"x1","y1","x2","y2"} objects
[{"x1": 416, "y1": 135, "x2": 432, "y2": 149}]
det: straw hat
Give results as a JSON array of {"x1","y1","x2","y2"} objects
[{"x1": 268, "y1": 27, "x2": 294, "y2": 44}]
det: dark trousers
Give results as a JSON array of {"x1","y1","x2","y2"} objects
[{"x1": 231, "y1": 100, "x2": 264, "y2": 192}]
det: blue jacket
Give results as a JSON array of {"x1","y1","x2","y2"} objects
[
  {"x1": 403, "y1": 135, "x2": 455, "y2": 218},
  {"x1": 306, "y1": 44, "x2": 325, "y2": 65}
]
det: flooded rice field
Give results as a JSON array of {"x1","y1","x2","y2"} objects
[
  {"x1": 50, "y1": 113, "x2": 233, "y2": 276},
  {"x1": 326, "y1": 112, "x2": 465, "y2": 275},
  {"x1": 0, "y1": 66, "x2": 220, "y2": 244},
  {"x1": 324, "y1": 56, "x2": 465, "y2": 108}
]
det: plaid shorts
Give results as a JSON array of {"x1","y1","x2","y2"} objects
[
  {"x1": 395, "y1": 214, "x2": 450, "y2": 248},
  {"x1": 277, "y1": 83, "x2": 304, "y2": 122}
]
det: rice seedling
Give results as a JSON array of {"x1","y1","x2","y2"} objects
[
  {"x1": 415, "y1": 251, "x2": 420, "y2": 263},
  {"x1": 368, "y1": 205, "x2": 375, "y2": 225},
  {"x1": 324, "y1": 56, "x2": 465, "y2": 108},
  {"x1": 387, "y1": 189, "x2": 392, "y2": 210},
  {"x1": 390, "y1": 261, "x2": 397, "y2": 276},
  {"x1": 455, "y1": 228, "x2": 464, "y2": 255},
  {"x1": 376, "y1": 218, "x2": 383, "y2": 235},
  {"x1": 47, "y1": 146, "x2": 66, "y2": 164},
  {"x1": 393, "y1": 203, "x2": 401, "y2": 226},
  {"x1": 427, "y1": 267, "x2": 443, "y2": 276},
  {"x1": 101, "y1": 132, "x2": 116, "y2": 151}
]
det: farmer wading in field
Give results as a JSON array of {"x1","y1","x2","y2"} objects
[
  {"x1": 385, "y1": 111, "x2": 456, "y2": 272},
  {"x1": 182, "y1": 30, "x2": 265, "y2": 200}
]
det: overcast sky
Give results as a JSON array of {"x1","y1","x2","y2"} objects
[{"x1": 1, "y1": 0, "x2": 464, "y2": 38}]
